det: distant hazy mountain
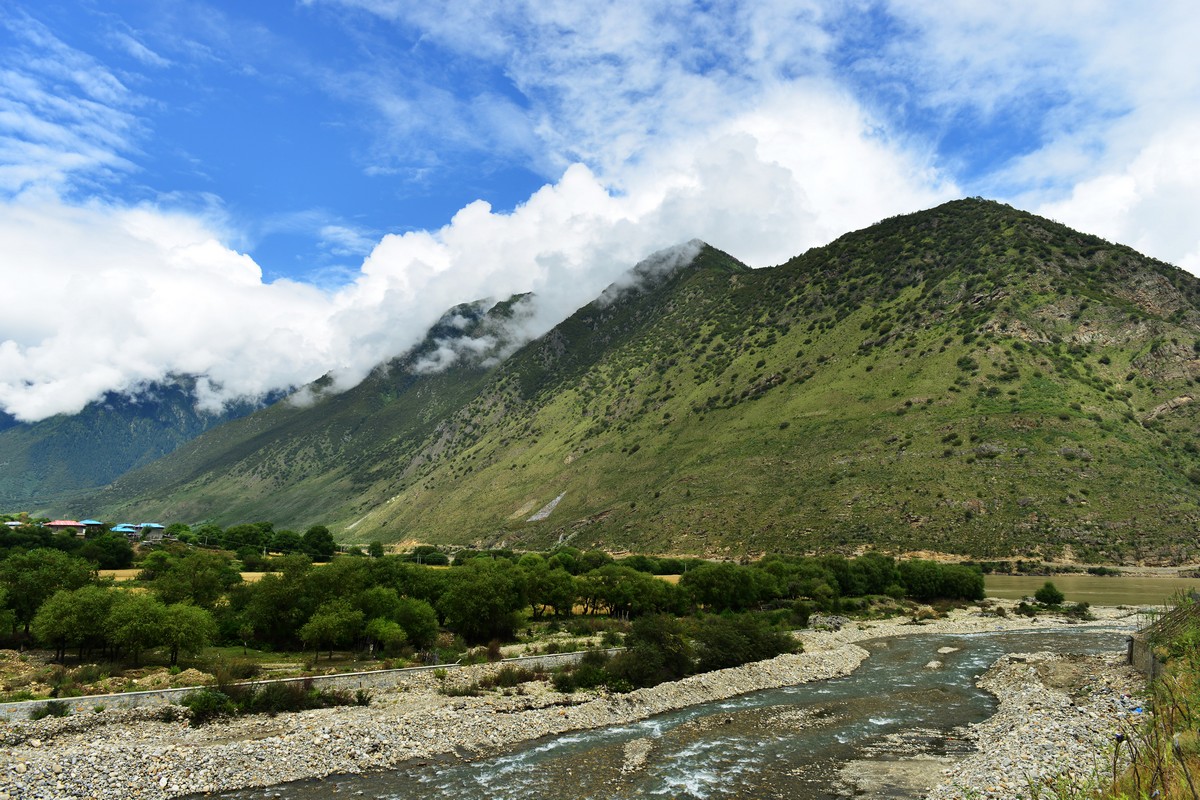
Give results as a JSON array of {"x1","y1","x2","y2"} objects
[
  {"x1": 0, "y1": 379, "x2": 270, "y2": 512},
  {"x1": 85, "y1": 200, "x2": 1200, "y2": 564}
]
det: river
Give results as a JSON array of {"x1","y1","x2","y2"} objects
[{"x1": 203, "y1": 627, "x2": 1132, "y2": 800}]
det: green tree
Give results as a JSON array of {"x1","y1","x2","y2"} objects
[
  {"x1": 691, "y1": 613, "x2": 796, "y2": 672},
  {"x1": 679, "y1": 562, "x2": 778, "y2": 612},
  {"x1": 107, "y1": 592, "x2": 167, "y2": 666},
  {"x1": 1035, "y1": 581, "x2": 1065, "y2": 605},
  {"x1": 364, "y1": 617, "x2": 407, "y2": 655},
  {"x1": 852, "y1": 552, "x2": 901, "y2": 596},
  {"x1": 393, "y1": 597, "x2": 439, "y2": 649},
  {"x1": 438, "y1": 558, "x2": 525, "y2": 643},
  {"x1": 0, "y1": 588, "x2": 13, "y2": 640},
  {"x1": 303, "y1": 525, "x2": 337, "y2": 561},
  {"x1": 898, "y1": 559, "x2": 942, "y2": 601},
  {"x1": 0, "y1": 548, "x2": 95, "y2": 635},
  {"x1": 136, "y1": 550, "x2": 175, "y2": 580},
  {"x1": 164, "y1": 522, "x2": 191, "y2": 539},
  {"x1": 151, "y1": 551, "x2": 242, "y2": 608},
  {"x1": 78, "y1": 533, "x2": 134, "y2": 569},
  {"x1": 298, "y1": 600, "x2": 363, "y2": 659},
  {"x1": 222, "y1": 523, "x2": 266, "y2": 552},
  {"x1": 367, "y1": 540, "x2": 385, "y2": 559},
  {"x1": 32, "y1": 585, "x2": 115, "y2": 662},
  {"x1": 161, "y1": 603, "x2": 217, "y2": 666},
  {"x1": 608, "y1": 614, "x2": 692, "y2": 687},
  {"x1": 241, "y1": 572, "x2": 306, "y2": 648},
  {"x1": 270, "y1": 529, "x2": 303, "y2": 554},
  {"x1": 577, "y1": 550, "x2": 614, "y2": 572},
  {"x1": 522, "y1": 562, "x2": 576, "y2": 619},
  {"x1": 939, "y1": 564, "x2": 985, "y2": 601},
  {"x1": 577, "y1": 564, "x2": 674, "y2": 619},
  {"x1": 192, "y1": 523, "x2": 224, "y2": 547}
]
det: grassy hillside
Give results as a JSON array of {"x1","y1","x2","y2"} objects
[
  {"x1": 80, "y1": 299, "x2": 529, "y2": 528},
  {"x1": 0, "y1": 380, "x2": 267, "y2": 511},
  {"x1": 87, "y1": 200, "x2": 1200, "y2": 563}
]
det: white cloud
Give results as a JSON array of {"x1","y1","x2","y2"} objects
[
  {"x1": 0, "y1": 77, "x2": 952, "y2": 422},
  {"x1": 0, "y1": 190, "x2": 333, "y2": 420},
  {"x1": 0, "y1": 12, "x2": 140, "y2": 192},
  {"x1": 1037, "y1": 118, "x2": 1200, "y2": 273},
  {"x1": 14, "y1": 0, "x2": 1200, "y2": 426},
  {"x1": 1, "y1": 1, "x2": 959, "y2": 422},
  {"x1": 879, "y1": 1, "x2": 1200, "y2": 271},
  {"x1": 110, "y1": 31, "x2": 171, "y2": 69},
  {"x1": 318, "y1": 223, "x2": 378, "y2": 257}
]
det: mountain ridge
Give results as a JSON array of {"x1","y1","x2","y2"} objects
[
  {"x1": 0, "y1": 379, "x2": 272, "y2": 511},
  {"x1": 76, "y1": 199, "x2": 1200, "y2": 564}
]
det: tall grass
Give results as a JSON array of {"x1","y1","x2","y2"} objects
[{"x1": 1045, "y1": 595, "x2": 1200, "y2": 800}]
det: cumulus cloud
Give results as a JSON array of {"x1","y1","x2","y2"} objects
[
  {"x1": 0, "y1": 190, "x2": 332, "y2": 419},
  {"x1": 13, "y1": 1, "x2": 1200, "y2": 425},
  {"x1": 0, "y1": 82, "x2": 951, "y2": 422},
  {"x1": 877, "y1": 0, "x2": 1200, "y2": 271},
  {"x1": 1036, "y1": 118, "x2": 1200, "y2": 274},
  {"x1": 0, "y1": 2, "x2": 958, "y2": 422}
]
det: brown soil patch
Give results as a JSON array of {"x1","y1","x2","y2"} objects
[{"x1": 98, "y1": 569, "x2": 141, "y2": 581}]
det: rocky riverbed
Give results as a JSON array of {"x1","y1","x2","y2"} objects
[
  {"x1": 926, "y1": 650, "x2": 1145, "y2": 800},
  {"x1": 0, "y1": 603, "x2": 1145, "y2": 799}
]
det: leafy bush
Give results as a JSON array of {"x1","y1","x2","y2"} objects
[
  {"x1": 551, "y1": 670, "x2": 576, "y2": 693},
  {"x1": 1034, "y1": 581, "x2": 1065, "y2": 605},
  {"x1": 1015, "y1": 601, "x2": 1038, "y2": 617},
  {"x1": 691, "y1": 614, "x2": 796, "y2": 673},
  {"x1": 181, "y1": 689, "x2": 236, "y2": 725},
  {"x1": 479, "y1": 665, "x2": 542, "y2": 689},
  {"x1": 1063, "y1": 602, "x2": 1093, "y2": 620},
  {"x1": 607, "y1": 615, "x2": 692, "y2": 688},
  {"x1": 206, "y1": 657, "x2": 261, "y2": 684},
  {"x1": 243, "y1": 681, "x2": 308, "y2": 715},
  {"x1": 29, "y1": 700, "x2": 70, "y2": 721}
]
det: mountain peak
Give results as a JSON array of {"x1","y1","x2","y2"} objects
[{"x1": 78, "y1": 204, "x2": 1200, "y2": 564}]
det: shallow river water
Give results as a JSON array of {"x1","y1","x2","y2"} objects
[{"x1": 209, "y1": 627, "x2": 1132, "y2": 800}]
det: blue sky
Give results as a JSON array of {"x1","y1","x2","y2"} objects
[{"x1": 2, "y1": 1, "x2": 1199, "y2": 421}]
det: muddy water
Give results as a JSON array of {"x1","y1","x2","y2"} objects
[{"x1": 213, "y1": 627, "x2": 1131, "y2": 800}]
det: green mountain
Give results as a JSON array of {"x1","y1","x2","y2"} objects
[
  {"x1": 0, "y1": 379, "x2": 269, "y2": 512},
  {"x1": 82, "y1": 200, "x2": 1200, "y2": 564}
]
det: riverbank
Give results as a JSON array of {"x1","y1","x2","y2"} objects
[
  {"x1": 926, "y1": 650, "x2": 1145, "y2": 799},
  {"x1": 0, "y1": 603, "x2": 1144, "y2": 799}
]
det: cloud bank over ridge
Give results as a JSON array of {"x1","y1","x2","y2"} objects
[{"x1": 2, "y1": 2, "x2": 1198, "y2": 421}]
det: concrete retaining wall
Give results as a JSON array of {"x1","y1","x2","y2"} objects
[{"x1": 0, "y1": 649, "x2": 621, "y2": 722}]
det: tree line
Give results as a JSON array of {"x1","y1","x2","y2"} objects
[
  {"x1": 0, "y1": 537, "x2": 984, "y2": 669},
  {"x1": 0, "y1": 518, "x2": 340, "y2": 568}
]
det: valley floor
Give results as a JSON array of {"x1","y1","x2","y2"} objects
[{"x1": 0, "y1": 603, "x2": 1145, "y2": 800}]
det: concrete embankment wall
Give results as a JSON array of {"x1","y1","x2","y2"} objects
[{"x1": 0, "y1": 649, "x2": 620, "y2": 722}]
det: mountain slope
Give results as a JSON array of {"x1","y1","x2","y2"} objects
[
  {"x1": 79, "y1": 296, "x2": 541, "y2": 527},
  {"x1": 88, "y1": 200, "x2": 1200, "y2": 563},
  {"x1": 0, "y1": 380, "x2": 268, "y2": 511}
]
